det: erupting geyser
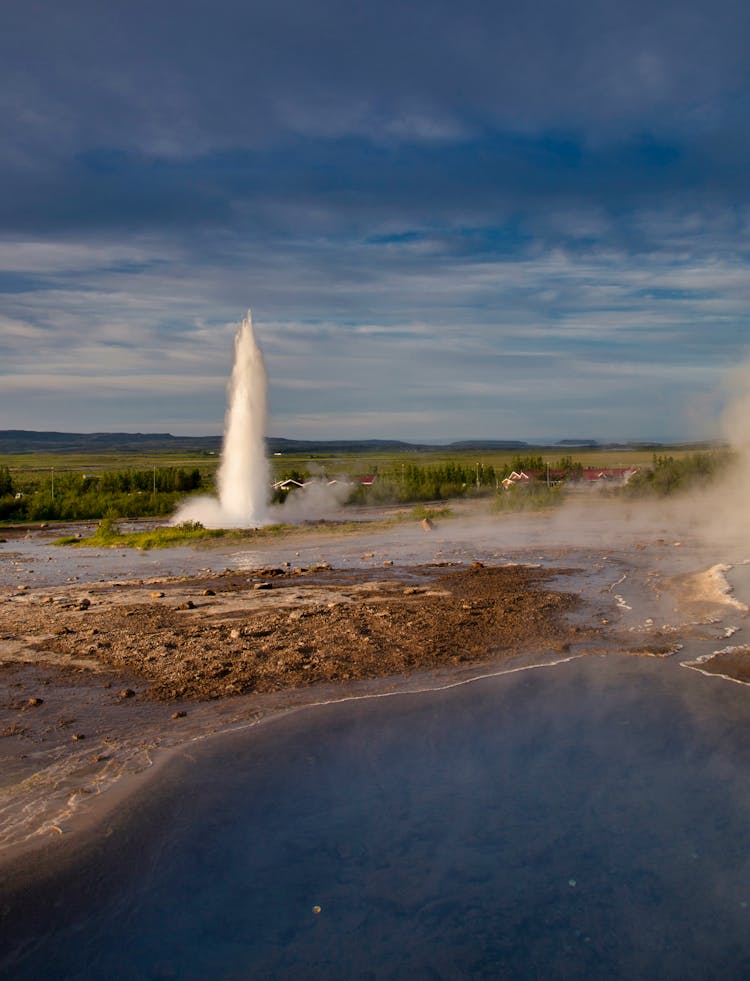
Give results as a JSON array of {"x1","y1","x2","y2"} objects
[
  {"x1": 216, "y1": 310, "x2": 270, "y2": 525},
  {"x1": 173, "y1": 310, "x2": 270, "y2": 528}
]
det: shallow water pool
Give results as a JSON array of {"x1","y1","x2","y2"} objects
[{"x1": 3, "y1": 653, "x2": 750, "y2": 979}]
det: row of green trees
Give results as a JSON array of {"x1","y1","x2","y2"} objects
[
  {"x1": 0, "y1": 467, "x2": 204, "y2": 522},
  {"x1": 347, "y1": 456, "x2": 583, "y2": 505},
  {"x1": 623, "y1": 451, "x2": 732, "y2": 497}
]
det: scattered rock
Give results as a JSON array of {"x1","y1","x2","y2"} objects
[
  {"x1": 2, "y1": 564, "x2": 585, "y2": 703},
  {"x1": 421, "y1": 518, "x2": 434, "y2": 531},
  {"x1": 118, "y1": 688, "x2": 136, "y2": 700},
  {"x1": 71, "y1": 733, "x2": 86, "y2": 741},
  {"x1": 202, "y1": 588, "x2": 216, "y2": 596},
  {"x1": 382, "y1": 560, "x2": 393, "y2": 566},
  {"x1": 2, "y1": 724, "x2": 26, "y2": 737},
  {"x1": 150, "y1": 591, "x2": 165, "y2": 599},
  {"x1": 253, "y1": 582, "x2": 272, "y2": 590},
  {"x1": 78, "y1": 597, "x2": 91, "y2": 610},
  {"x1": 471, "y1": 561, "x2": 485, "y2": 569},
  {"x1": 171, "y1": 711, "x2": 187, "y2": 719},
  {"x1": 27, "y1": 697, "x2": 44, "y2": 707},
  {"x1": 176, "y1": 600, "x2": 195, "y2": 610}
]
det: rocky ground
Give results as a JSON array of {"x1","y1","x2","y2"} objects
[{"x1": 1, "y1": 562, "x2": 590, "y2": 703}]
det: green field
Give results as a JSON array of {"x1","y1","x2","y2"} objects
[
  {"x1": 0, "y1": 443, "x2": 729, "y2": 525},
  {"x1": 0, "y1": 442, "x2": 720, "y2": 478}
]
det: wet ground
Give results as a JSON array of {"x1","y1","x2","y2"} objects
[{"x1": 2, "y1": 498, "x2": 750, "y2": 869}]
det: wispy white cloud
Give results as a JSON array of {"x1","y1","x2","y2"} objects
[{"x1": 1, "y1": 0, "x2": 749, "y2": 440}]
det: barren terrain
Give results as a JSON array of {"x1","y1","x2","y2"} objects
[{"x1": 1, "y1": 562, "x2": 588, "y2": 703}]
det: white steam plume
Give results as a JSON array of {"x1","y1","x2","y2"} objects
[{"x1": 174, "y1": 310, "x2": 269, "y2": 529}]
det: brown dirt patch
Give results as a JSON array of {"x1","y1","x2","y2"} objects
[{"x1": 1, "y1": 564, "x2": 590, "y2": 701}]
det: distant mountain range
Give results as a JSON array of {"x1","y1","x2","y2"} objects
[{"x1": 0, "y1": 430, "x2": 724, "y2": 455}]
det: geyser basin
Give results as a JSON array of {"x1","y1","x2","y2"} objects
[{"x1": 174, "y1": 310, "x2": 270, "y2": 528}]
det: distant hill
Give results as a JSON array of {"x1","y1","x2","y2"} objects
[
  {"x1": 445, "y1": 440, "x2": 528, "y2": 450},
  {"x1": 0, "y1": 430, "x2": 221, "y2": 454},
  {"x1": 0, "y1": 430, "x2": 531, "y2": 455},
  {"x1": 0, "y1": 430, "x2": 726, "y2": 456}
]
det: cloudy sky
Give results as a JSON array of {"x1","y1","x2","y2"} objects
[{"x1": 2, "y1": 0, "x2": 749, "y2": 442}]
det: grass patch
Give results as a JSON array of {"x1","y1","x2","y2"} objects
[
  {"x1": 55, "y1": 519, "x2": 230, "y2": 549},
  {"x1": 53, "y1": 517, "x2": 390, "y2": 550},
  {"x1": 405, "y1": 503, "x2": 455, "y2": 522}
]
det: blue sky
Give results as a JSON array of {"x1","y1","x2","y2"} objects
[{"x1": 2, "y1": 0, "x2": 749, "y2": 442}]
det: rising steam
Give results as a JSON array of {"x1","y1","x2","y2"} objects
[{"x1": 174, "y1": 310, "x2": 270, "y2": 528}]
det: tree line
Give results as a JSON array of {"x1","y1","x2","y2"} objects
[
  {"x1": 0, "y1": 466, "x2": 204, "y2": 521},
  {"x1": 347, "y1": 456, "x2": 584, "y2": 504},
  {"x1": 623, "y1": 451, "x2": 732, "y2": 497}
]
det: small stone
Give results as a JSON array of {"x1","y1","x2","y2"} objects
[
  {"x1": 202, "y1": 588, "x2": 216, "y2": 596},
  {"x1": 421, "y1": 518, "x2": 434, "y2": 531},
  {"x1": 382, "y1": 560, "x2": 393, "y2": 566},
  {"x1": 171, "y1": 711, "x2": 187, "y2": 719},
  {"x1": 27, "y1": 697, "x2": 44, "y2": 707},
  {"x1": 78, "y1": 597, "x2": 91, "y2": 610},
  {"x1": 177, "y1": 600, "x2": 195, "y2": 610},
  {"x1": 41, "y1": 596, "x2": 53, "y2": 604},
  {"x1": 471, "y1": 561, "x2": 485, "y2": 569},
  {"x1": 150, "y1": 591, "x2": 165, "y2": 599},
  {"x1": 17, "y1": 585, "x2": 28, "y2": 592},
  {"x1": 253, "y1": 582, "x2": 272, "y2": 590},
  {"x1": 118, "y1": 688, "x2": 136, "y2": 700},
  {"x1": 229, "y1": 628, "x2": 241, "y2": 639},
  {"x1": 71, "y1": 733, "x2": 86, "y2": 741}
]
